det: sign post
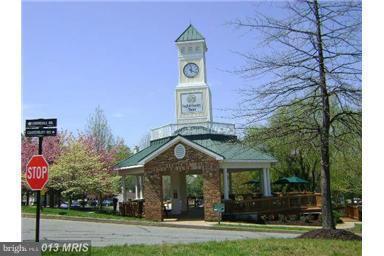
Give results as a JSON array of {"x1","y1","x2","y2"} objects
[
  {"x1": 25, "y1": 118, "x2": 57, "y2": 242},
  {"x1": 213, "y1": 203, "x2": 225, "y2": 225}
]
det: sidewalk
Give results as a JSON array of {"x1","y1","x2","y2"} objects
[
  {"x1": 23, "y1": 213, "x2": 361, "y2": 233},
  {"x1": 163, "y1": 219, "x2": 360, "y2": 230}
]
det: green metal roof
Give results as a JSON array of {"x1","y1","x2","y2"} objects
[
  {"x1": 115, "y1": 135, "x2": 276, "y2": 169},
  {"x1": 192, "y1": 139, "x2": 275, "y2": 161},
  {"x1": 114, "y1": 137, "x2": 172, "y2": 169},
  {"x1": 175, "y1": 24, "x2": 205, "y2": 42}
]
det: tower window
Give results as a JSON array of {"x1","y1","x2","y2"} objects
[
  {"x1": 180, "y1": 47, "x2": 185, "y2": 54},
  {"x1": 188, "y1": 47, "x2": 193, "y2": 53},
  {"x1": 195, "y1": 46, "x2": 200, "y2": 52}
]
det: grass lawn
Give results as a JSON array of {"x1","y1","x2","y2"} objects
[
  {"x1": 213, "y1": 223, "x2": 316, "y2": 233},
  {"x1": 22, "y1": 206, "x2": 145, "y2": 222},
  {"x1": 42, "y1": 238, "x2": 362, "y2": 256},
  {"x1": 351, "y1": 223, "x2": 362, "y2": 235}
]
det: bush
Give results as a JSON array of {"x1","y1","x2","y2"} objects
[{"x1": 333, "y1": 210, "x2": 344, "y2": 225}]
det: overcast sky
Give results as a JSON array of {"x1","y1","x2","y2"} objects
[{"x1": 22, "y1": 1, "x2": 285, "y2": 147}]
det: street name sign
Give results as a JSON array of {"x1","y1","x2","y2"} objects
[
  {"x1": 25, "y1": 118, "x2": 58, "y2": 138},
  {"x1": 26, "y1": 118, "x2": 57, "y2": 128},
  {"x1": 25, "y1": 155, "x2": 49, "y2": 191},
  {"x1": 25, "y1": 128, "x2": 57, "y2": 137}
]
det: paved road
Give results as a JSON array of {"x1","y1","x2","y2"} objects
[{"x1": 22, "y1": 218, "x2": 297, "y2": 247}]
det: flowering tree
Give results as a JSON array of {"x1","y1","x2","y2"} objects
[
  {"x1": 21, "y1": 131, "x2": 69, "y2": 206},
  {"x1": 49, "y1": 138, "x2": 104, "y2": 207},
  {"x1": 81, "y1": 107, "x2": 133, "y2": 207},
  {"x1": 21, "y1": 131, "x2": 69, "y2": 171},
  {"x1": 77, "y1": 133, "x2": 130, "y2": 207},
  {"x1": 23, "y1": 107, "x2": 133, "y2": 208}
]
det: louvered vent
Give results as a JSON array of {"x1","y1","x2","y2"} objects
[{"x1": 174, "y1": 144, "x2": 186, "y2": 159}]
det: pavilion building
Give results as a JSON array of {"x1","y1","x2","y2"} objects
[{"x1": 114, "y1": 25, "x2": 277, "y2": 221}]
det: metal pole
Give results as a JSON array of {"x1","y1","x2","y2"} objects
[
  {"x1": 223, "y1": 168, "x2": 229, "y2": 200},
  {"x1": 35, "y1": 136, "x2": 43, "y2": 242}
]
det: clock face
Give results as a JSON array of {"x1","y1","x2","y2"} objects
[{"x1": 183, "y1": 63, "x2": 199, "y2": 78}]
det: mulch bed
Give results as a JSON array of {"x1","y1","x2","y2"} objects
[
  {"x1": 264, "y1": 219, "x2": 321, "y2": 226},
  {"x1": 298, "y1": 229, "x2": 361, "y2": 240}
]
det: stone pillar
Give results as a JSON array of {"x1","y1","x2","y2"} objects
[
  {"x1": 223, "y1": 168, "x2": 229, "y2": 200},
  {"x1": 203, "y1": 161, "x2": 221, "y2": 221},
  {"x1": 143, "y1": 168, "x2": 163, "y2": 221},
  {"x1": 122, "y1": 175, "x2": 127, "y2": 202}
]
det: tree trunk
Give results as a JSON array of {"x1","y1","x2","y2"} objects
[
  {"x1": 98, "y1": 192, "x2": 103, "y2": 210},
  {"x1": 82, "y1": 193, "x2": 86, "y2": 209},
  {"x1": 57, "y1": 192, "x2": 61, "y2": 208},
  {"x1": 26, "y1": 190, "x2": 30, "y2": 206},
  {"x1": 43, "y1": 193, "x2": 47, "y2": 208},
  {"x1": 49, "y1": 190, "x2": 55, "y2": 208},
  {"x1": 21, "y1": 189, "x2": 24, "y2": 205},
  {"x1": 313, "y1": 0, "x2": 335, "y2": 229},
  {"x1": 311, "y1": 164, "x2": 317, "y2": 192},
  {"x1": 68, "y1": 196, "x2": 72, "y2": 211}
]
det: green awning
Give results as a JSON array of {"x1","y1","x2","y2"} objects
[
  {"x1": 274, "y1": 176, "x2": 309, "y2": 184},
  {"x1": 243, "y1": 179, "x2": 260, "y2": 185}
]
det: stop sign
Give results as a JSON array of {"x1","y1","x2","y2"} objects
[{"x1": 25, "y1": 155, "x2": 49, "y2": 190}]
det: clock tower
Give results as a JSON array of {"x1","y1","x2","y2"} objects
[{"x1": 175, "y1": 25, "x2": 213, "y2": 124}]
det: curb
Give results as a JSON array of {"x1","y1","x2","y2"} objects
[{"x1": 22, "y1": 213, "x2": 303, "y2": 234}]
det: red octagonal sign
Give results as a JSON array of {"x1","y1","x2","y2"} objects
[{"x1": 25, "y1": 155, "x2": 49, "y2": 190}]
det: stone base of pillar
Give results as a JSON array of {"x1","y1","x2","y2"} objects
[
  {"x1": 143, "y1": 171, "x2": 163, "y2": 221},
  {"x1": 203, "y1": 162, "x2": 221, "y2": 222}
]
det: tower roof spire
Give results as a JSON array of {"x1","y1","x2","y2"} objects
[{"x1": 175, "y1": 24, "x2": 205, "y2": 42}]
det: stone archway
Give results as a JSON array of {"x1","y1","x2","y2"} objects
[{"x1": 143, "y1": 142, "x2": 221, "y2": 222}]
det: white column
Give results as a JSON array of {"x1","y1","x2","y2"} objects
[
  {"x1": 262, "y1": 168, "x2": 268, "y2": 196},
  {"x1": 122, "y1": 175, "x2": 127, "y2": 202},
  {"x1": 223, "y1": 168, "x2": 229, "y2": 200},
  {"x1": 139, "y1": 175, "x2": 144, "y2": 199},
  {"x1": 179, "y1": 174, "x2": 187, "y2": 211},
  {"x1": 266, "y1": 168, "x2": 272, "y2": 195},
  {"x1": 135, "y1": 176, "x2": 139, "y2": 200},
  {"x1": 170, "y1": 172, "x2": 182, "y2": 214},
  {"x1": 262, "y1": 168, "x2": 272, "y2": 196}
]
